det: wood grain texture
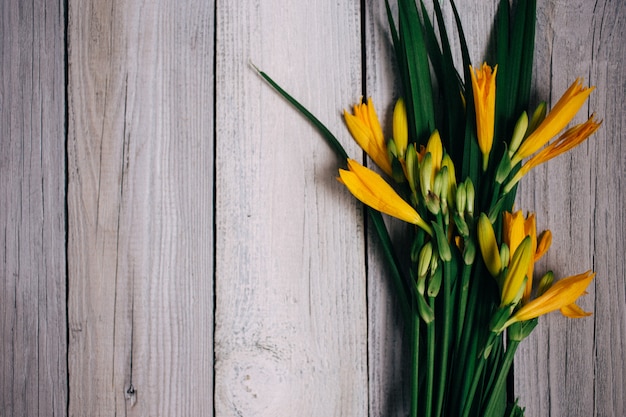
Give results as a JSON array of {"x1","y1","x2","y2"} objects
[
  {"x1": 214, "y1": 1, "x2": 368, "y2": 415},
  {"x1": 3, "y1": 0, "x2": 624, "y2": 415},
  {"x1": 0, "y1": 0, "x2": 67, "y2": 415},
  {"x1": 67, "y1": 0, "x2": 215, "y2": 415},
  {"x1": 515, "y1": 1, "x2": 626, "y2": 416}
]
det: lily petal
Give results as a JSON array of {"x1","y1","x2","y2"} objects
[{"x1": 339, "y1": 159, "x2": 432, "y2": 234}]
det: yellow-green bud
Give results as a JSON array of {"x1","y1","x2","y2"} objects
[
  {"x1": 463, "y1": 240, "x2": 476, "y2": 265},
  {"x1": 441, "y1": 154, "x2": 457, "y2": 209},
  {"x1": 500, "y1": 243, "x2": 510, "y2": 269},
  {"x1": 500, "y1": 237, "x2": 532, "y2": 306},
  {"x1": 528, "y1": 102, "x2": 547, "y2": 136},
  {"x1": 536, "y1": 271, "x2": 555, "y2": 297},
  {"x1": 465, "y1": 179, "x2": 475, "y2": 216},
  {"x1": 418, "y1": 242, "x2": 433, "y2": 279},
  {"x1": 456, "y1": 182, "x2": 467, "y2": 215},
  {"x1": 420, "y1": 153, "x2": 433, "y2": 199},
  {"x1": 508, "y1": 111, "x2": 529, "y2": 157},
  {"x1": 405, "y1": 144, "x2": 418, "y2": 195},
  {"x1": 433, "y1": 170, "x2": 444, "y2": 199}
]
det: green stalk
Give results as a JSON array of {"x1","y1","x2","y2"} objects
[
  {"x1": 424, "y1": 298, "x2": 436, "y2": 416},
  {"x1": 434, "y1": 257, "x2": 453, "y2": 416},
  {"x1": 410, "y1": 313, "x2": 420, "y2": 417},
  {"x1": 460, "y1": 353, "x2": 487, "y2": 417},
  {"x1": 455, "y1": 263, "x2": 473, "y2": 350},
  {"x1": 483, "y1": 340, "x2": 521, "y2": 416}
]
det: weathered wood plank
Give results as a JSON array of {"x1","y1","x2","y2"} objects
[
  {"x1": 0, "y1": 0, "x2": 67, "y2": 415},
  {"x1": 214, "y1": 1, "x2": 368, "y2": 415},
  {"x1": 67, "y1": 0, "x2": 215, "y2": 415},
  {"x1": 515, "y1": 1, "x2": 626, "y2": 415}
]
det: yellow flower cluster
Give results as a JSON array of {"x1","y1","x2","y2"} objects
[{"x1": 339, "y1": 64, "x2": 598, "y2": 327}]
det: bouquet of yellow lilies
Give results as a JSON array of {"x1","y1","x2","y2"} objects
[{"x1": 256, "y1": 0, "x2": 601, "y2": 415}]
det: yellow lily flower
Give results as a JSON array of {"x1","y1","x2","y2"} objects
[
  {"x1": 470, "y1": 63, "x2": 497, "y2": 171},
  {"x1": 393, "y1": 98, "x2": 408, "y2": 159},
  {"x1": 506, "y1": 271, "x2": 594, "y2": 324},
  {"x1": 505, "y1": 115, "x2": 602, "y2": 193},
  {"x1": 512, "y1": 79, "x2": 595, "y2": 165},
  {"x1": 338, "y1": 159, "x2": 432, "y2": 235},
  {"x1": 344, "y1": 98, "x2": 393, "y2": 176}
]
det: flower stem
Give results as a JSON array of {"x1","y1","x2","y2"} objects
[
  {"x1": 455, "y1": 263, "x2": 473, "y2": 350},
  {"x1": 483, "y1": 340, "x2": 521, "y2": 416},
  {"x1": 434, "y1": 259, "x2": 453, "y2": 416},
  {"x1": 424, "y1": 298, "x2": 436, "y2": 416},
  {"x1": 410, "y1": 312, "x2": 420, "y2": 417}
]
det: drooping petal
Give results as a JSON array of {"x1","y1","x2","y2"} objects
[
  {"x1": 470, "y1": 63, "x2": 497, "y2": 170},
  {"x1": 338, "y1": 159, "x2": 432, "y2": 234},
  {"x1": 560, "y1": 302, "x2": 593, "y2": 318},
  {"x1": 508, "y1": 271, "x2": 594, "y2": 323}
]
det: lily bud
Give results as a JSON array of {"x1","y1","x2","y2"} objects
[
  {"x1": 508, "y1": 112, "x2": 529, "y2": 157},
  {"x1": 536, "y1": 271, "x2": 554, "y2": 297},
  {"x1": 456, "y1": 182, "x2": 467, "y2": 215},
  {"x1": 465, "y1": 179, "x2": 475, "y2": 216},
  {"x1": 501, "y1": 237, "x2": 533, "y2": 306},
  {"x1": 393, "y1": 98, "x2": 408, "y2": 158},
  {"x1": 478, "y1": 213, "x2": 502, "y2": 277},
  {"x1": 527, "y1": 102, "x2": 547, "y2": 136},
  {"x1": 418, "y1": 242, "x2": 434, "y2": 279}
]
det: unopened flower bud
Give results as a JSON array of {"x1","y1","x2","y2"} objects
[
  {"x1": 433, "y1": 170, "x2": 444, "y2": 199},
  {"x1": 500, "y1": 243, "x2": 510, "y2": 269},
  {"x1": 405, "y1": 144, "x2": 419, "y2": 195},
  {"x1": 478, "y1": 213, "x2": 502, "y2": 277},
  {"x1": 426, "y1": 130, "x2": 443, "y2": 172},
  {"x1": 393, "y1": 98, "x2": 408, "y2": 158},
  {"x1": 536, "y1": 271, "x2": 554, "y2": 297},
  {"x1": 465, "y1": 179, "x2": 475, "y2": 216},
  {"x1": 456, "y1": 182, "x2": 467, "y2": 215},
  {"x1": 463, "y1": 240, "x2": 476, "y2": 265},
  {"x1": 508, "y1": 112, "x2": 529, "y2": 157},
  {"x1": 441, "y1": 154, "x2": 457, "y2": 208},
  {"x1": 420, "y1": 153, "x2": 433, "y2": 199},
  {"x1": 418, "y1": 242, "x2": 433, "y2": 279},
  {"x1": 501, "y1": 237, "x2": 533, "y2": 306},
  {"x1": 528, "y1": 102, "x2": 547, "y2": 136}
]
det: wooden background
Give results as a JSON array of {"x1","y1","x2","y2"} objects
[{"x1": 1, "y1": 0, "x2": 624, "y2": 416}]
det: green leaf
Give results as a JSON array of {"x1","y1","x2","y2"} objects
[
  {"x1": 397, "y1": 0, "x2": 435, "y2": 145},
  {"x1": 253, "y1": 65, "x2": 349, "y2": 161}
]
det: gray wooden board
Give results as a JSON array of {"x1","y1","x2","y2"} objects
[
  {"x1": 67, "y1": 0, "x2": 215, "y2": 415},
  {"x1": 0, "y1": 0, "x2": 67, "y2": 415}
]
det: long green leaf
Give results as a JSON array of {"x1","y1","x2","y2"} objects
[
  {"x1": 398, "y1": 0, "x2": 435, "y2": 145},
  {"x1": 254, "y1": 65, "x2": 411, "y2": 315},
  {"x1": 253, "y1": 64, "x2": 349, "y2": 160}
]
